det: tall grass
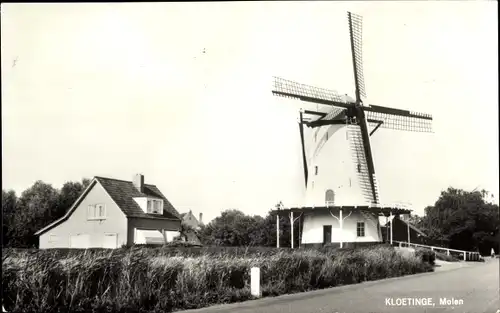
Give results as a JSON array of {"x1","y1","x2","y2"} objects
[{"x1": 2, "y1": 245, "x2": 433, "y2": 313}]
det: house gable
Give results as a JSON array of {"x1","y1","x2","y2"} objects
[
  {"x1": 181, "y1": 210, "x2": 201, "y2": 229},
  {"x1": 35, "y1": 178, "x2": 100, "y2": 236},
  {"x1": 37, "y1": 180, "x2": 128, "y2": 248}
]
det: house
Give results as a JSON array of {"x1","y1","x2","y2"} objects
[
  {"x1": 180, "y1": 210, "x2": 204, "y2": 229},
  {"x1": 35, "y1": 174, "x2": 182, "y2": 249}
]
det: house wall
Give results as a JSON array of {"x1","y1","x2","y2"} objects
[
  {"x1": 127, "y1": 217, "x2": 181, "y2": 246},
  {"x1": 303, "y1": 124, "x2": 371, "y2": 207},
  {"x1": 301, "y1": 209, "x2": 381, "y2": 244},
  {"x1": 182, "y1": 211, "x2": 200, "y2": 229},
  {"x1": 39, "y1": 182, "x2": 128, "y2": 249}
]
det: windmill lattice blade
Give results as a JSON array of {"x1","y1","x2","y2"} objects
[
  {"x1": 272, "y1": 77, "x2": 350, "y2": 108},
  {"x1": 348, "y1": 12, "x2": 366, "y2": 100},
  {"x1": 347, "y1": 125, "x2": 378, "y2": 204},
  {"x1": 366, "y1": 110, "x2": 433, "y2": 133}
]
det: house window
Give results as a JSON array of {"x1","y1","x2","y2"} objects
[
  {"x1": 147, "y1": 199, "x2": 163, "y2": 214},
  {"x1": 356, "y1": 222, "x2": 365, "y2": 237},
  {"x1": 88, "y1": 204, "x2": 106, "y2": 220},
  {"x1": 48, "y1": 235, "x2": 58, "y2": 243}
]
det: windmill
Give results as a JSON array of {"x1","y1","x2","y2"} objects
[{"x1": 271, "y1": 12, "x2": 433, "y2": 247}]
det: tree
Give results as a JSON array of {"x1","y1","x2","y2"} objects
[
  {"x1": 200, "y1": 209, "x2": 263, "y2": 246},
  {"x1": 8, "y1": 181, "x2": 59, "y2": 247},
  {"x1": 252, "y1": 211, "x2": 300, "y2": 248},
  {"x1": 2, "y1": 190, "x2": 18, "y2": 247},
  {"x1": 2, "y1": 178, "x2": 91, "y2": 248},
  {"x1": 418, "y1": 187, "x2": 499, "y2": 254},
  {"x1": 55, "y1": 178, "x2": 91, "y2": 219},
  {"x1": 198, "y1": 208, "x2": 301, "y2": 248}
]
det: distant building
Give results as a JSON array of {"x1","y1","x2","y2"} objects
[
  {"x1": 180, "y1": 210, "x2": 204, "y2": 230},
  {"x1": 177, "y1": 210, "x2": 203, "y2": 245}
]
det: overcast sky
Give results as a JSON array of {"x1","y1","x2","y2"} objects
[{"x1": 2, "y1": 2, "x2": 498, "y2": 222}]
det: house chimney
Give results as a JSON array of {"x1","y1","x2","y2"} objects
[
  {"x1": 199, "y1": 212, "x2": 203, "y2": 224},
  {"x1": 133, "y1": 174, "x2": 144, "y2": 193}
]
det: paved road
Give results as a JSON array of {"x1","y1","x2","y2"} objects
[{"x1": 180, "y1": 259, "x2": 499, "y2": 313}]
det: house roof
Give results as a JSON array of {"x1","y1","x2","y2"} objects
[
  {"x1": 35, "y1": 176, "x2": 181, "y2": 236},
  {"x1": 96, "y1": 176, "x2": 180, "y2": 220}
]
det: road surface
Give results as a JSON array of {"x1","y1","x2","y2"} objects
[{"x1": 180, "y1": 259, "x2": 499, "y2": 313}]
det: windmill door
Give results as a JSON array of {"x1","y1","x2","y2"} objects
[{"x1": 323, "y1": 225, "x2": 332, "y2": 244}]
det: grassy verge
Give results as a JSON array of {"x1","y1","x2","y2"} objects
[{"x1": 2, "y1": 245, "x2": 433, "y2": 313}]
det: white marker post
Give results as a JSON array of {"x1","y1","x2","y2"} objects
[
  {"x1": 250, "y1": 267, "x2": 261, "y2": 297},
  {"x1": 276, "y1": 214, "x2": 280, "y2": 248},
  {"x1": 407, "y1": 221, "x2": 410, "y2": 244},
  {"x1": 390, "y1": 212, "x2": 393, "y2": 245},
  {"x1": 339, "y1": 209, "x2": 343, "y2": 248}
]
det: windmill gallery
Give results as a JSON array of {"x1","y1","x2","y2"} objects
[{"x1": 270, "y1": 12, "x2": 433, "y2": 248}]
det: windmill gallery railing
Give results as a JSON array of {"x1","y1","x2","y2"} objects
[{"x1": 393, "y1": 240, "x2": 481, "y2": 261}]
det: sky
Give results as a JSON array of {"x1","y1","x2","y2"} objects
[{"x1": 2, "y1": 2, "x2": 498, "y2": 223}]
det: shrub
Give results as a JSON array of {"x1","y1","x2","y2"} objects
[
  {"x1": 2, "y1": 245, "x2": 433, "y2": 313},
  {"x1": 415, "y1": 248, "x2": 436, "y2": 266}
]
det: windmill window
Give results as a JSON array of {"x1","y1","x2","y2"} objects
[
  {"x1": 315, "y1": 166, "x2": 318, "y2": 175},
  {"x1": 356, "y1": 222, "x2": 365, "y2": 237},
  {"x1": 325, "y1": 189, "x2": 335, "y2": 206}
]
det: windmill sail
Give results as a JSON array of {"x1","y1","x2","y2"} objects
[
  {"x1": 272, "y1": 77, "x2": 351, "y2": 109},
  {"x1": 298, "y1": 112, "x2": 309, "y2": 187},
  {"x1": 347, "y1": 11, "x2": 378, "y2": 205},
  {"x1": 347, "y1": 125, "x2": 379, "y2": 205},
  {"x1": 348, "y1": 12, "x2": 366, "y2": 103},
  {"x1": 365, "y1": 105, "x2": 433, "y2": 133}
]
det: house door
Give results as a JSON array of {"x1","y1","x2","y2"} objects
[
  {"x1": 323, "y1": 225, "x2": 332, "y2": 244},
  {"x1": 102, "y1": 233, "x2": 118, "y2": 249},
  {"x1": 69, "y1": 234, "x2": 90, "y2": 249}
]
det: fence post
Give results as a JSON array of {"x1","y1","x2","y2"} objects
[
  {"x1": 463, "y1": 252, "x2": 466, "y2": 261},
  {"x1": 447, "y1": 249, "x2": 450, "y2": 256},
  {"x1": 251, "y1": 267, "x2": 261, "y2": 298}
]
